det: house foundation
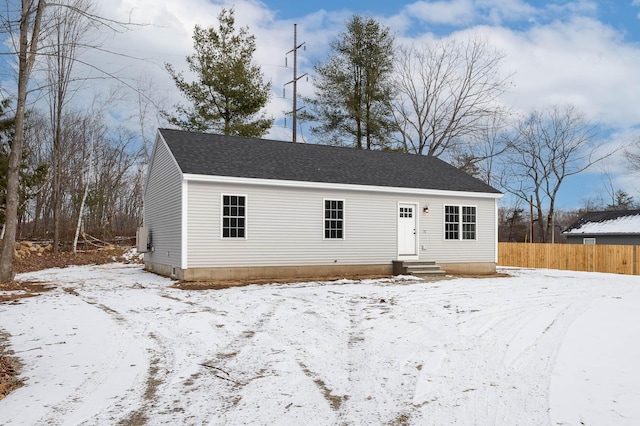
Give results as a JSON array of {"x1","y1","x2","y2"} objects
[
  {"x1": 145, "y1": 261, "x2": 393, "y2": 282},
  {"x1": 145, "y1": 260, "x2": 496, "y2": 282}
]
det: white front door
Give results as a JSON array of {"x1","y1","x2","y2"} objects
[{"x1": 398, "y1": 203, "x2": 417, "y2": 256}]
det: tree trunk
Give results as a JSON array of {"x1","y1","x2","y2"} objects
[
  {"x1": 52, "y1": 147, "x2": 61, "y2": 251},
  {"x1": 52, "y1": 67, "x2": 65, "y2": 252},
  {"x1": 72, "y1": 178, "x2": 90, "y2": 254},
  {"x1": 536, "y1": 205, "x2": 546, "y2": 243},
  {"x1": 0, "y1": 63, "x2": 25, "y2": 281},
  {"x1": 73, "y1": 130, "x2": 93, "y2": 254},
  {"x1": 366, "y1": 102, "x2": 372, "y2": 150},
  {"x1": 0, "y1": 0, "x2": 45, "y2": 283}
]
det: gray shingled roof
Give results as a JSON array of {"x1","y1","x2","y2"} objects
[{"x1": 159, "y1": 128, "x2": 502, "y2": 194}]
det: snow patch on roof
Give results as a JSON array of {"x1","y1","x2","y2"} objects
[{"x1": 564, "y1": 215, "x2": 640, "y2": 234}]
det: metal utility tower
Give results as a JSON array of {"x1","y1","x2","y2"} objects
[{"x1": 284, "y1": 24, "x2": 306, "y2": 142}]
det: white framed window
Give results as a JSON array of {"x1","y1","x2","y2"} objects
[
  {"x1": 324, "y1": 199, "x2": 344, "y2": 239},
  {"x1": 462, "y1": 206, "x2": 477, "y2": 240},
  {"x1": 222, "y1": 194, "x2": 246, "y2": 239},
  {"x1": 583, "y1": 237, "x2": 596, "y2": 245},
  {"x1": 445, "y1": 205, "x2": 476, "y2": 240},
  {"x1": 444, "y1": 205, "x2": 459, "y2": 240}
]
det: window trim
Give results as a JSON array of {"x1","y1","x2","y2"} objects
[
  {"x1": 323, "y1": 198, "x2": 345, "y2": 240},
  {"x1": 444, "y1": 204, "x2": 477, "y2": 241},
  {"x1": 461, "y1": 205, "x2": 477, "y2": 241},
  {"x1": 444, "y1": 205, "x2": 460, "y2": 241},
  {"x1": 220, "y1": 194, "x2": 247, "y2": 240}
]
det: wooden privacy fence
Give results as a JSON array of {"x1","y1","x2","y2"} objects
[{"x1": 498, "y1": 243, "x2": 640, "y2": 276}]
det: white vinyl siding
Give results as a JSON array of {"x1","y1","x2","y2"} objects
[
  {"x1": 143, "y1": 137, "x2": 183, "y2": 268},
  {"x1": 187, "y1": 183, "x2": 394, "y2": 267},
  {"x1": 427, "y1": 200, "x2": 493, "y2": 263},
  {"x1": 186, "y1": 181, "x2": 497, "y2": 267}
]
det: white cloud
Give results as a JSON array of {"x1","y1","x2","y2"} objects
[
  {"x1": 470, "y1": 17, "x2": 640, "y2": 128},
  {"x1": 9, "y1": 1, "x2": 640, "y2": 150},
  {"x1": 4, "y1": 0, "x2": 639, "y2": 209},
  {"x1": 467, "y1": 17, "x2": 640, "y2": 200},
  {"x1": 404, "y1": 0, "x2": 476, "y2": 26},
  {"x1": 72, "y1": 0, "x2": 640, "y2": 167},
  {"x1": 476, "y1": 0, "x2": 537, "y2": 24},
  {"x1": 545, "y1": 0, "x2": 598, "y2": 17},
  {"x1": 401, "y1": 0, "x2": 537, "y2": 27},
  {"x1": 73, "y1": 0, "x2": 320, "y2": 139},
  {"x1": 385, "y1": 6, "x2": 640, "y2": 202}
]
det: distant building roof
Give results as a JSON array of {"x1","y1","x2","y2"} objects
[
  {"x1": 563, "y1": 210, "x2": 640, "y2": 235},
  {"x1": 158, "y1": 129, "x2": 502, "y2": 195}
]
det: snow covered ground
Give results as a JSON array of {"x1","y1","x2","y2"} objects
[{"x1": 1, "y1": 264, "x2": 639, "y2": 425}]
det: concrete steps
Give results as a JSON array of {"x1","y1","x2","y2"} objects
[{"x1": 392, "y1": 260, "x2": 446, "y2": 278}]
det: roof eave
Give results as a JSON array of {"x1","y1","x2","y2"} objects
[{"x1": 183, "y1": 173, "x2": 504, "y2": 199}]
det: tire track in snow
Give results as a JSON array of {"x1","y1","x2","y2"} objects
[
  {"x1": 7, "y1": 266, "x2": 638, "y2": 425},
  {"x1": 106, "y1": 295, "x2": 235, "y2": 424},
  {"x1": 332, "y1": 295, "x2": 373, "y2": 425},
  {"x1": 11, "y1": 289, "x2": 145, "y2": 426},
  {"x1": 197, "y1": 293, "x2": 306, "y2": 425},
  {"x1": 401, "y1": 277, "x2": 606, "y2": 425},
  {"x1": 49, "y1": 281, "x2": 230, "y2": 424},
  {"x1": 328, "y1": 287, "x2": 432, "y2": 425}
]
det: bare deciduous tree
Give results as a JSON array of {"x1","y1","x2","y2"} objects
[
  {"x1": 392, "y1": 37, "x2": 511, "y2": 159},
  {"x1": 625, "y1": 137, "x2": 640, "y2": 172},
  {"x1": 22, "y1": 110, "x2": 141, "y2": 244},
  {"x1": 0, "y1": 0, "x2": 142, "y2": 282},
  {"x1": 72, "y1": 119, "x2": 94, "y2": 254},
  {"x1": 500, "y1": 104, "x2": 616, "y2": 242},
  {"x1": 45, "y1": 0, "x2": 96, "y2": 252},
  {"x1": 85, "y1": 127, "x2": 140, "y2": 237},
  {"x1": 0, "y1": 0, "x2": 46, "y2": 283},
  {"x1": 449, "y1": 109, "x2": 511, "y2": 185}
]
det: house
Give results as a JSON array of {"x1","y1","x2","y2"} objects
[
  {"x1": 139, "y1": 128, "x2": 503, "y2": 281},
  {"x1": 562, "y1": 210, "x2": 640, "y2": 245}
]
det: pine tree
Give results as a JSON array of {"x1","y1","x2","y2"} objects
[
  {"x1": 165, "y1": 8, "x2": 272, "y2": 137},
  {"x1": 305, "y1": 15, "x2": 395, "y2": 149}
]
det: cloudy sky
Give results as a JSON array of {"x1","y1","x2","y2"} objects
[{"x1": 5, "y1": 0, "x2": 640, "y2": 209}]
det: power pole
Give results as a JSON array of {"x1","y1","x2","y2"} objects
[{"x1": 284, "y1": 24, "x2": 306, "y2": 142}]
